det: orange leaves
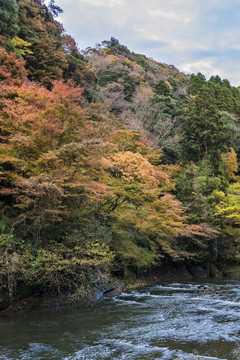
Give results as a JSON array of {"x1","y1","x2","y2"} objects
[
  {"x1": 101, "y1": 147, "x2": 218, "y2": 263},
  {"x1": 14, "y1": 176, "x2": 64, "y2": 199},
  {"x1": 12, "y1": 176, "x2": 66, "y2": 231},
  {"x1": 0, "y1": 47, "x2": 216, "y2": 271},
  {"x1": 0, "y1": 47, "x2": 27, "y2": 86},
  {"x1": 104, "y1": 151, "x2": 161, "y2": 186},
  {"x1": 137, "y1": 194, "x2": 185, "y2": 235},
  {"x1": 51, "y1": 80, "x2": 84, "y2": 103},
  {"x1": 102, "y1": 149, "x2": 174, "y2": 195},
  {"x1": 180, "y1": 223, "x2": 219, "y2": 240},
  {"x1": 0, "y1": 81, "x2": 87, "y2": 159},
  {"x1": 64, "y1": 182, "x2": 113, "y2": 201},
  {"x1": 2, "y1": 79, "x2": 84, "y2": 116},
  {"x1": 0, "y1": 80, "x2": 91, "y2": 227}
]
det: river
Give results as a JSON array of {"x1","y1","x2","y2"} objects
[{"x1": 0, "y1": 280, "x2": 240, "y2": 359}]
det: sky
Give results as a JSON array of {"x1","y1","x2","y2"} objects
[{"x1": 53, "y1": 0, "x2": 240, "y2": 86}]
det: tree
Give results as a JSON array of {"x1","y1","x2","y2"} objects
[
  {"x1": 100, "y1": 149, "x2": 217, "y2": 271},
  {"x1": 221, "y1": 148, "x2": 238, "y2": 180},
  {"x1": 181, "y1": 86, "x2": 233, "y2": 167},
  {"x1": 215, "y1": 182, "x2": 240, "y2": 262},
  {"x1": 0, "y1": 0, "x2": 19, "y2": 39},
  {"x1": 17, "y1": 0, "x2": 47, "y2": 43},
  {"x1": 62, "y1": 34, "x2": 97, "y2": 99},
  {"x1": 11, "y1": 36, "x2": 33, "y2": 56},
  {"x1": 187, "y1": 72, "x2": 206, "y2": 95},
  {"x1": 48, "y1": 0, "x2": 63, "y2": 17},
  {"x1": 25, "y1": 33, "x2": 67, "y2": 89},
  {"x1": 155, "y1": 79, "x2": 172, "y2": 96},
  {"x1": 0, "y1": 46, "x2": 27, "y2": 85}
]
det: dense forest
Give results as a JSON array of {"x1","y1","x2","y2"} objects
[{"x1": 1, "y1": 0, "x2": 240, "y2": 306}]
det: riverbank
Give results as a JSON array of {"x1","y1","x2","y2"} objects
[
  {"x1": 0, "y1": 278, "x2": 125, "y2": 313},
  {"x1": 1, "y1": 262, "x2": 240, "y2": 313}
]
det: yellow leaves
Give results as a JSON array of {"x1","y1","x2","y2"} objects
[
  {"x1": 209, "y1": 190, "x2": 225, "y2": 204},
  {"x1": 115, "y1": 193, "x2": 185, "y2": 242},
  {"x1": 225, "y1": 182, "x2": 240, "y2": 205},
  {"x1": 153, "y1": 194, "x2": 183, "y2": 215},
  {"x1": 103, "y1": 150, "x2": 175, "y2": 200},
  {"x1": 11, "y1": 36, "x2": 33, "y2": 55},
  {"x1": 215, "y1": 182, "x2": 240, "y2": 226},
  {"x1": 138, "y1": 195, "x2": 185, "y2": 237},
  {"x1": 215, "y1": 205, "x2": 240, "y2": 225},
  {"x1": 175, "y1": 72, "x2": 186, "y2": 82},
  {"x1": 108, "y1": 54, "x2": 118, "y2": 62},
  {"x1": 128, "y1": 72, "x2": 145, "y2": 84},
  {"x1": 107, "y1": 54, "x2": 140, "y2": 69},
  {"x1": 100, "y1": 150, "x2": 188, "y2": 261},
  {"x1": 30, "y1": 240, "x2": 114, "y2": 292},
  {"x1": 83, "y1": 242, "x2": 114, "y2": 262},
  {"x1": 145, "y1": 149, "x2": 163, "y2": 165},
  {"x1": 35, "y1": 151, "x2": 59, "y2": 171},
  {"x1": 221, "y1": 148, "x2": 238, "y2": 180}
]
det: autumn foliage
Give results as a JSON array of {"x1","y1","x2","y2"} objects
[
  {"x1": 1, "y1": 0, "x2": 240, "y2": 306},
  {"x1": 0, "y1": 57, "x2": 217, "y2": 300}
]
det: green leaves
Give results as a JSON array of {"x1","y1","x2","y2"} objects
[
  {"x1": 181, "y1": 86, "x2": 234, "y2": 166},
  {"x1": 0, "y1": 0, "x2": 19, "y2": 39}
]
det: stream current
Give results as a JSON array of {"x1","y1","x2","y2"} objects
[{"x1": 0, "y1": 280, "x2": 240, "y2": 359}]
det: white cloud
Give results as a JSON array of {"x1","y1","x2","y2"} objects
[
  {"x1": 74, "y1": 0, "x2": 125, "y2": 7},
  {"x1": 216, "y1": 29, "x2": 240, "y2": 50},
  {"x1": 55, "y1": 0, "x2": 240, "y2": 86},
  {"x1": 180, "y1": 58, "x2": 222, "y2": 78},
  {"x1": 180, "y1": 58, "x2": 240, "y2": 86}
]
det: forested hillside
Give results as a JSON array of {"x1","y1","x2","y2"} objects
[{"x1": 1, "y1": 0, "x2": 240, "y2": 306}]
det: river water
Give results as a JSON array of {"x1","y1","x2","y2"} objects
[{"x1": 0, "y1": 280, "x2": 240, "y2": 360}]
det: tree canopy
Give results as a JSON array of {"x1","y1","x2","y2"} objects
[{"x1": 0, "y1": 3, "x2": 240, "y2": 306}]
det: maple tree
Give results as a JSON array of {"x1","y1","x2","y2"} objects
[{"x1": 0, "y1": 47, "x2": 27, "y2": 85}]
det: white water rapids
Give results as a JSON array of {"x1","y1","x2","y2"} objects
[{"x1": 0, "y1": 280, "x2": 240, "y2": 359}]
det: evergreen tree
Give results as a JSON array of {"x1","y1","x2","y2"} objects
[
  {"x1": 181, "y1": 86, "x2": 233, "y2": 167},
  {"x1": 187, "y1": 72, "x2": 206, "y2": 95},
  {"x1": 0, "y1": 0, "x2": 19, "y2": 39},
  {"x1": 155, "y1": 79, "x2": 171, "y2": 96},
  {"x1": 26, "y1": 32, "x2": 67, "y2": 89}
]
